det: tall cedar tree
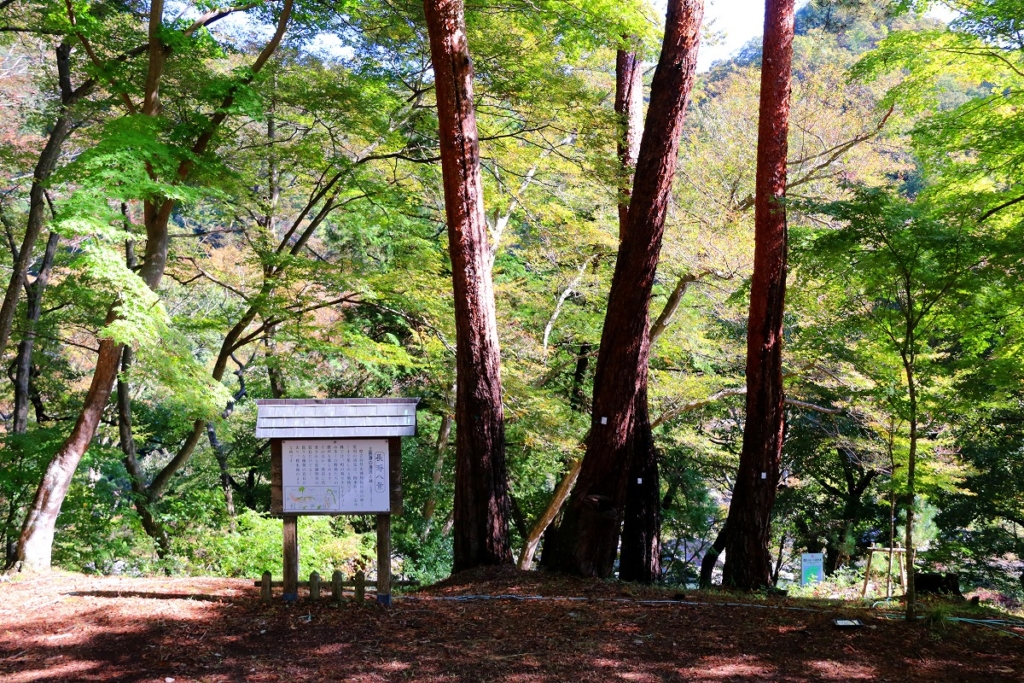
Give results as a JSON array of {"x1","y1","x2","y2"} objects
[
  {"x1": 615, "y1": 48, "x2": 660, "y2": 583},
  {"x1": 422, "y1": 0, "x2": 513, "y2": 571},
  {"x1": 721, "y1": 0, "x2": 796, "y2": 590},
  {"x1": 551, "y1": 0, "x2": 703, "y2": 578},
  {"x1": 14, "y1": 0, "x2": 293, "y2": 571}
]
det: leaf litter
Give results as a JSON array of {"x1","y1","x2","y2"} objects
[{"x1": 2, "y1": 566, "x2": 1022, "y2": 682}]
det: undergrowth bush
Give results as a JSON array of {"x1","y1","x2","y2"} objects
[{"x1": 176, "y1": 510, "x2": 374, "y2": 579}]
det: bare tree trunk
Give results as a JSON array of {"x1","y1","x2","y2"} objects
[
  {"x1": 423, "y1": 0, "x2": 513, "y2": 571},
  {"x1": 615, "y1": 48, "x2": 643, "y2": 238},
  {"x1": 569, "y1": 343, "x2": 591, "y2": 412},
  {"x1": 13, "y1": 231, "x2": 58, "y2": 433},
  {"x1": 772, "y1": 530, "x2": 786, "y2": 585},
  {"x1": 721, "y1": 0, "x2": 796, "y2": 590},
  {"x1": 699, "y1": 524, "x2": 729, "y2": 589},
  {"x1": 207, "y1": 423, "x2": 237, "y2": 530},
  {"x1": 16, "y1": 333, "x2": 123, "y2": 570},
  {"x1": 422, "y1": 382, "x2": 456, "y2": 538},
  {"x1": 615, "y1": 46, "x2": 658, "y2": 585},
  {"x1": 118, "y1": 345, "x2": 171, "y2": 556},
  {"x1": 902, "y1": 350, "x2": 918, "y2": 621},
  {"x1": 551, "y1": 0, "x2": 703, "y2": 579},
  {"x1": 518, "y1": 457, "x2": 582, "y2": 569},
  {"x1": 265, "y1": 324, "x2": 287, "y2": 399}
]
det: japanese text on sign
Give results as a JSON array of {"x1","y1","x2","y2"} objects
[{"x1": 281, "y1": 439, "x2": 390, "y2": 513}]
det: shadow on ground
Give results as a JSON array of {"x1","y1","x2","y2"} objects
[{"x1": 2, "y1": 573, "x2": 1022, "y2": 682}]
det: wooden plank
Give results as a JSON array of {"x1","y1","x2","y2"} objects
[
  {"x1": 388, "y1": 437, "x2": 403, "y2": 515},
  {"x1": 270, "y1": 439, "x2": 283, "y2": 516},
  {"x1": 282, "y1": 515, "x2": 299, "y2": 601},
  {"x1": 377, "y1": 513, "x2": 392, "y2": 606}
]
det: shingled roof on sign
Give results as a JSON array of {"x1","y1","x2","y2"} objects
[{"x1": 254, "y1": 398, "x2": 419, "y2": 439}]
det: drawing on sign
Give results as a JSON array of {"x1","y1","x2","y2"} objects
[{"x1": 282, "y1": 439, "x2": 390, "y2": 513}]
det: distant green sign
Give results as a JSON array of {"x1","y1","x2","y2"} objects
[{"x1": 801, "y1": 553, "x2": 824, "y2": 586}]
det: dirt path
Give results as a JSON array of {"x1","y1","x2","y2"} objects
[{"x1": 2, "y1": 568, "x2": 1022, "y2": 682}]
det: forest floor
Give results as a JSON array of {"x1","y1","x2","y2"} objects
[{"x1": 2, "y1": 566, "x2": 1023, "y2": 682}]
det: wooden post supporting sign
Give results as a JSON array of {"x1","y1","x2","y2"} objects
[
  {"x1": 377, "y1": 514, "x2": 392, "y2": 606},
  {"x1": 283, "y1": 514, "x2": 299, "y2": 602}
]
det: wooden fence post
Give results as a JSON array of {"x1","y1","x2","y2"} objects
[
  {"x1": 309, "y1": 571, "x2": 321, "y2": 601},
  {"x1": 332, "y1": 570, "x2": 344, "y2": 604},
  {"x1": 283, "y1": 515, "x2": 299, "y2": 602},
  {"x1": 377, "y1": 514, "x2": 392, "y2": 606},
  {"x1": 355, "y1": 570, "x2": 365, "y2": 603},
  {"x1": 261, "y1": 571, "x2": 272, "y2": 602}
]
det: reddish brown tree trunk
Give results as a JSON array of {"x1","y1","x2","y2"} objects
[
  {"x1": 615, "y1": 47, "x2": 660, "y2": 584},
  {"x1": 615, "y1": 48, "x2": 643, "y2": 239},
  {"x1": 620, "y1": 386, "x2": 661, "y2": 582},
  {"x1": 721, "y1": 0, "x2": 796, "y2": 590},
  {"x1": 423, "y1": 0, "x2": 512, "y2": 571},
  {"x1": 551, "y1": 0, "x2": 704, "y2": 579}
]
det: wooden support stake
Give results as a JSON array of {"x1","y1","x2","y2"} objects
[
  {"x1": 354, "y1": 570, "x2": 365, "y2": 603},
  {"x1": 283, "y1": 515, "x2": 299, "y2": 602},
  {"x1": 261, "y1": 571, "x2": 272, "y2": 602},
  {"x1": 377, "y1": 514, "x2": 392, "y2": 606},
  {"x1": 332, "y1": 570, "x2": 344, "y2": 604},
  {"x1": 309, "y1": 571, "x2": 321, "y2": 601},
  {"x1": 861, "y1": 550, "x2": 875, "y2": 597}
]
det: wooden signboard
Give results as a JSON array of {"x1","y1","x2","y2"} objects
[
  {"x1": 257, "y1": 398, "x2": 417, "y2": 606},
  {"x1": 270, "y1": 437, "x2": 403, "y2": 516}
]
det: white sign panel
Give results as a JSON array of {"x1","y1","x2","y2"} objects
[
  {"x1": 801, "y1": 552, "x2": 824, "y2": 586},
  {"x1": 282, "y1": 439, "x2": 390, "y2": 513}
]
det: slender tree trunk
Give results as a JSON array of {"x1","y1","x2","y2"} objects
[
  {"x1": 423, "y1": 0, "x2": 512, "y2": 570},
  {"x1": 700, "y1": 524, "x2": 729, "y2": 588},
  {"x1": 568, "y1": 342, "x2": 591, "y2": 412},
  {"x1": 265, "y1": 324, "x2": 287, "y2": 399},
  {"x1": 551, "y1": 0, "x2": 703, "y2": 579},
  {"x1": 118, "y1": 345, "x2": 171, "y2": 556},
  {"x1": 16, "y1": 334, "x2": 123, "y2": 570},
  {"x1": 615, "y1": 48, "x2": 643, "y2": 239},
  {"x1": 143, "y1": 307, "x2": 259, "y2": 513},
  {"x1": 207, "y1": 423, "x2": 237, "y2": 530},
  {"x1": 13, "y1": 232, "x2": 58, "y2": 433},
  {"x1": 422, "y1": 382, "x2": 456, "y2": 538},
  {"x1": 648, "y1": 273, "x2": 699, "y2": 345},
  {"x1": 0, "y1": 44, "x2": 80, "y2": 361},
  {"x1": 519, "y1": 457, "x2": 582, "y2": 569},
  {"x1": 12, "y1": 2, "x2": 293, "y2": 572},
  {"x1": 772, "y1": 530, "x2": 786, "y2": 585},
  {"x1": 903, "y1": 351, "x2": 918, "y2": 621},
  {"x1": 721, "y1": 0, "x2": 795, "y2": 591}
]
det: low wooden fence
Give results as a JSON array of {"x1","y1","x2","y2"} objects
[{"x1": 255, "y1": 570, "x2": 419, "y2": 603}]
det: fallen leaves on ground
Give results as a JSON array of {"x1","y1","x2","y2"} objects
[{"x1": 2, "y1": 566, "x2": 1023, "y2": 682}]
